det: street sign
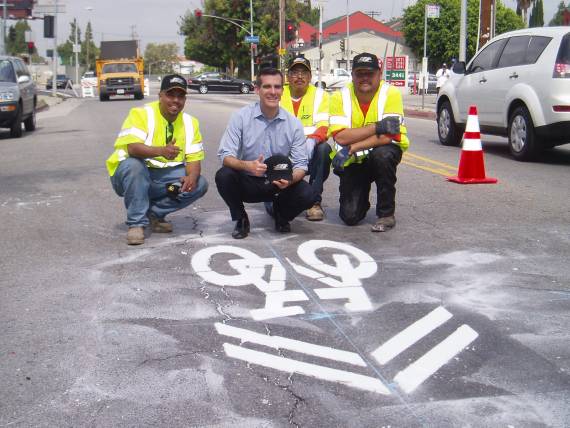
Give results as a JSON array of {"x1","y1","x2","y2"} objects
[
  {"x1": 244, "y1": 35, "x2": 260, "y2": 44},
  {"x1": 73, "y1": 44, "x2": 81, "y2": 53},
  {"x1": 427, "y1": 4, "x2": 440, "y2": 18}
]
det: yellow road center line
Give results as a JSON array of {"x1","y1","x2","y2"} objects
[
  {"x1": 404, "y1": 152, "x2": 457, "y2": 170},
  {"x1": 401, "y1": 160, "x2": 455, "y2": 177}
]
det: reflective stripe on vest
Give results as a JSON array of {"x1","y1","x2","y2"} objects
[
  {"x1": 118, "y1": 127, "x2": 147, "y2": 140},
  {"x1": 143, "y1": 106, "x2": 198, "y2": 168},
  {"x1": 335, "y1": 83, "x2": 390, "y2": 161}
]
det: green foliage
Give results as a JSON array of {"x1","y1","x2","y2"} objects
[
  {"x1": 56, "y1": 20, "x2": 98, "y2": 69},
  {"x1": 144, "y1": 43, "x2": 179, "y2": 74},
  {"x1": 402, "y1": 0, "x2": 524, "y2": 71},
  {"x1": 6, "y1": 21, "x2": 31, "y2": 56},
  {"x1": 179, "y1": 0, "x2": 319, "y2": 78},
  {"x1": 529, "y1": 0, "x2": 544, "y2": 27},
  {"x1": 549, "y1": 1, "x2": 568, "y2": 25}
]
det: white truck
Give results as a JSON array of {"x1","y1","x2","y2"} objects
[{"x1": 312, "y1": 68, "x2": 351, "y2": 89}]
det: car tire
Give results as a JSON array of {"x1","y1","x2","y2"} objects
[
  {"x1": 199, "y1": 84, "x2": 208, "y2": 94},
  {"x1": 10, "y1": 105, "x2": 23, "y2": 138},
  {"x1": 508, "y1": 105, "x2": 540, "y2": 161},
  {"x1": 437, "y1": 100, "x2": 463, "y2": 146},
  {"x1": 24, "y1": 105, "x2": 36, "y2": 132},
  {"x1": 240, "y1": 85, "x2": 250, "y2": 94},
  {"x1": 134, "y1": 91, "x2": 144, "y2": 100},
  {"x1": 99, "y1": 93, "x2": 109, "y2": 102}
]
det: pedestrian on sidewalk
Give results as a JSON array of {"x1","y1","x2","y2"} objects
[
  {"x1": 215, "y1": 67, "x2": 316, "y2": 239},
  {"x1": 436, "y1": 63, "x2": 451, "y2": 95},
  {"x1": 106, "y1": 74, "x2": 208, "y2": 245},
  {"x1": 328, "y1": 52, "x2": 410, "y2": 232}
]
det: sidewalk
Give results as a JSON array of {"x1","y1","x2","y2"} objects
[{"x1": 403, "y1": 92, "x2": 437, "y2": 120}]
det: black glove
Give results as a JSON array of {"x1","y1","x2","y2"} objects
[
  {"x1": 332, "y1": 147, "x2": 350, "y2": 171},
  {"x1": 375, "y1": 116, "x2": 401, "y2": 136}
]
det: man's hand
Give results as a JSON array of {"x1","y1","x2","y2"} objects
[
  {"x1": 180, "y1": 175, "x2": 197, "y2": 193},
  {"x1": 375, "y1": 117, "x2": 400, "y2": 136},
  {"x1": 162, "y1": 137, "x2": 180, "y2": 160},
  {"x1": 248, "y1": 154, "x2": 267, "y2": 177},
  {"x1": 332, "y1": 146, "x2": 350, "y2": 171},
  {"x1": 272, "y1": 178, "x2": 291, "y2": 190}
]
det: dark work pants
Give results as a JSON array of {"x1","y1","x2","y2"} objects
[
  {"x1": 215, "y1": 166, "x2": 316, "y2": 222},
  {"x1": 335, "y1": 144, "x2": 403, "y2": 226},
  {"x1": 308, "y1": 142, "x2": 332, "y2": 204}
]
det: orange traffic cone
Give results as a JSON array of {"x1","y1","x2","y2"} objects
[{"x1": 447, "y1": 105, "x2": 497, "y2": 184}]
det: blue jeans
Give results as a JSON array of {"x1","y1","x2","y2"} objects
[
  {"x1": 110, "y1": 158, "x2": 208, "y2": 227},
  {"x1": 308, "y1": 142, "x2": 332, "y2": 204}
]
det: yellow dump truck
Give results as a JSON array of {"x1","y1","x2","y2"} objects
[{"x1": 96, "y1": 41, "x2": 144, "y2": 101}]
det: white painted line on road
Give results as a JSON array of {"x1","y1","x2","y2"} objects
[
  {"x1": 314, "y1": 287, "x2": 373, "y2": 312},
  {"x1": 393, "y1": 324, "x2": 479, "y2": 393},
  {"x1": 216, "y1": 322, "x2": 366, "y2": 366},
  {"x1": 223, "y1": 343, "x2": 391, "y2": 394},
  {"x1": 371, "y1": 306, "x2": 453, "y2": 365}
]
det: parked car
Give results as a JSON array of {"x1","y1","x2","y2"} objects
[
  {"x1": 187, "y1": 72, "x2": 254, "y2": 94},
  {"x1": 46, "y1": 74, "x2": 73, "y2": 90},
  {"x1": 407, "y1": 72, "x2": 437, "y2": 94},
  {"x1": 0, "y1": 56, "x2": 36, "y2": 138},
  {"x1": 437, "y1": 27, "x2": 570, "y2": 161}
]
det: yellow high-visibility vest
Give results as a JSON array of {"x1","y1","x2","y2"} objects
[
  {"x1": 105, "y1": 101, "x2": 204, "y2": 176},
  {"x1": 280, "y1": 85, "x2": 329, "y2": 136},
  {"x1": 329, "y1": 81, "x2": 409, "y2": 167}
]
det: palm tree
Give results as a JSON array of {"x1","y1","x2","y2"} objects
[{"x1": 517, "y1": 0, "x2": 536, "y2": 26}]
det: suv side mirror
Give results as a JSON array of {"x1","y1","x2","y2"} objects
[
  {"x1": 17, "y1": 75, "x2": 30, "y2": 83},
  {"x1": 452, "y1": 61, "x2": 466, "y2": 74}
]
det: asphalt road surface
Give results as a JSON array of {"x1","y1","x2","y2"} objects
[{"x1": 1, "y1": 89, "x2": 569, "y2": 427}]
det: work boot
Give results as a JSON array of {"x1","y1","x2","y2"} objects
[
  {"x1": 306, "y1": 203, "x2": 324, "y2": 221},
  {"x1": 127, "y1": 226, "x2": 145, "y2": 245},
  {"x1": 149, "y1": 215, "x2": 173, "y2": 233},
  {"x1": 371, "y1": 215, "x2": 396, "y2": 233}
]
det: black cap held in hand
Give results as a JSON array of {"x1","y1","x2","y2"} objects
[
  {"x1": 161, "y1": 74, "x2": 188, "y2": 93},
  {"x1": 265, "y1": 154, "x2": 293, "y2": 182}
]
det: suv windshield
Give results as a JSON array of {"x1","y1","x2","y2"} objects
[
  {"x1": 0, "y1": 60, "x2": 16, "y2": 83},
  {"x1": 102, "y1": 63, "x2": 137, "y2": 73}
]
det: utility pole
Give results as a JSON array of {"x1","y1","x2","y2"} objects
[
  {"x1": 478, "y1": 0, "x2": 495, "y2": 50},
  {"x1": 345, "y1": 0, "x2": 350, "y2": 72},
  {"x1": 74, "y1": 18, "x2": 79, "y2": 89},
  {"x1": 52, "y1": 0, "x2": 58, "y2": 97},
  {"x1": 459, "y1": 0, "x2": 467, "y2": 62},
  {"x1": 1, "y1": 0, "x2": 7, "y2": 55},
  {"x1": 279, "y1": 0, "x2": 285, "y2": 72},
  {"x1": 249, "y1": 0, "x2": 254, "y2": 81}
]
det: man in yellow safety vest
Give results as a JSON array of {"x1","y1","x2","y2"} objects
[
  {"x1": 106, "y1": 74, "x2": 208, "y2": 245},
  {"x1": 276, "y1": 55, "x2": 331, "y2": 221},
  {"x1": 328, "y1": 53, "x2": 409, "y2": 232}
]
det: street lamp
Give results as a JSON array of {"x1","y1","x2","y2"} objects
[{"x1": 85, "y1": 6, "x2": 93, "y2": 72}]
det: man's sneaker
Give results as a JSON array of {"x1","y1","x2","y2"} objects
[
  {"x1": 127, "y1": 226, "x2": 145, "y2": 245},
  {"x1": 306, "y1": 203, "x2": 324, "y2": 221},
  {"x1": 371, "y1": 215, "x2": 396, "y2": 232},
  {"x1": 149, "y1": 215, "x2": 173, "y2": 233}
]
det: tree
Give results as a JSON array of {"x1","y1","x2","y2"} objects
[
  {"x1": 549, "y1": 1, "x2": 568, "y2": 25},
  {"x1": 82, "y1": 22, "x2": 98, "y2": 71},
  {"x1": 6, "y1": 21, "x2": 31, "y2": 56},
  {"x1": 144, "y1": 43, "x2": 179, "y2": 74},
  {"x1": 179, "y1": 0, "x2": 319, "y2": 77},
  {"x1": 57, "y1": 20, "x2": 82, "y2": 66},
  {"x1": 402, "y1": 0, "x2": 524, "y2": 71},
  {"x1": 517, "y1": 0, "x2": 534, "y2": 26},
  {"x1": 529, "y1": 0, "x2": 544, "y2": 27}
]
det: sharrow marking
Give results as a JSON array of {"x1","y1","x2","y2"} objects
[
  {"x1": 216, "y1": 322, "x2": 366, "y2": 366},
  {"x1": 393, "y1": 325, "x2": 479, "y2": 393},
  {"x1": 223, "y1": 343, "x2": 391, "y2": 394},
  {"x1": 371, "y1": 306, "x2": 453, "y2": 365}
]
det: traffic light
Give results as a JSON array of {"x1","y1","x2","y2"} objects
[
  {"x1": 27, "y1": 41, "x2": 34, "y2": 55},
  {"x1": 310, "y1": 33, "x2": 317, "y2": 47},
  {"x1": 340, "y1": 38, "x2": 345, "y2": 52},
  {"x1": 194, "y1": 9, "x2": 202, "y2": 24},
  {"x1": 285, "y1": 21, "x2": 295, "y2": 42},
  {"x1": 44, "y1": 15, "x2": 54, "y2": 38}
]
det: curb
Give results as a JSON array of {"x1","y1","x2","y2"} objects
[{"x1": 405, "y1": 108, "x2": 435, "y2": 120}]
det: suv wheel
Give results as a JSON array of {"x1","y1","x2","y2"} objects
[
  {"x1": 508, "y1": 105, "x2": 540, "y2": 161},
  {"x1": 437, "y1": 100, "x2": 463, "y2": 146},
  {"x1": 24, "y1": 106, "x2": 36, "y2": 131},
  {"x1": 10, "y1": 105, "x2": 23, "y2": 138},
  {"x1": 199, "y1": 84, "x2": 208, "y2": 94},
  {"x1": 240, "y1": 85, "x2": 250, "y2": 94}
]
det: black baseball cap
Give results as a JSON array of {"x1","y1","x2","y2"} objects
[
  {"x1": 265, "y1": 154, "x2": 293, "y2": 182},
  {"x1": 352, "y1": 53, "x2": 382, "y2": 71},
  {"x1": 160, "y1": 74, "x2": 187, "y2": 93},
  {"x1": 288, "y1": 56, "x2": 311, "y2": 73}
]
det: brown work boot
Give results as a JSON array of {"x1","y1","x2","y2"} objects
[
  {"x1": 127, "y1": 226, "x2": 145, "y2": 245},
  {"x1": 371, "y1": 215, "x2": 396, "y2": 232},
  {"x1": 149, "y1": 215, "x2": 173, "y2": 233},
  {"x1": 306, "y1": 203, "x2": 324, "y2": 221}
]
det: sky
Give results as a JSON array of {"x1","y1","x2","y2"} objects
[{"x1": 27, "y1": 0, "x2": 560, "y2": 57}]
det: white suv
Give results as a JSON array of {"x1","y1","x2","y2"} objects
[{"x1": 437, "y1": 27, "x2": 570, "y2": 161}]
